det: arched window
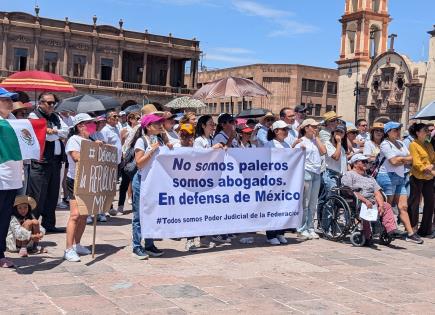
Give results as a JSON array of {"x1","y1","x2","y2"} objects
[
  {"x1": 372, "y1": 0, "x2": 381, "y2": 13},
  {"x1": 369, "y1": 25, "x2": 381, "y2": 60},
  {"x1": 346, "y1": 23, "x2": 357, "y2": 56},
  {"x1": 351, "y1": 0, "x2": 358, "y2": 12}
]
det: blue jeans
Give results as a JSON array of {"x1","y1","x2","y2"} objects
[
  {"x1": 376, "y1": 172, "x2": 407, "y2": 196},
  {"x1": 132, "y1": 173, "x2": 154, "y2": 250},
  {"x1": 298, "y1": 171, "x2": 321, "y2": 233},
  {"x1": 319, "y1": 169, "x2": 340, "y2": 231}
]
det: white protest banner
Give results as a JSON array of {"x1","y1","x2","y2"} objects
[{"x1": 140, "y1": 147, "x2": 304, "y2": 238}]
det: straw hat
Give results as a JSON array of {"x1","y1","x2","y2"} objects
[
  {"x1": 141, "y1": 104, "x2": 164, "y2": 116},
  {"x1": 323, "y1": 111, "x2": 342, "y2": 122},
  {"x1": 14, "y1": 195, "x2": 37, "y2": 210},
  {"x1": 12, "y1": 101, "x2": 32, "y2": 112},
  {"x1": 370, "y1": 122, "x2": 384, "y2": 131}
]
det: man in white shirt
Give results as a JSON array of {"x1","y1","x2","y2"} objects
[
  {"x1": 279, "y1": 107, "x2": 298, "y2": 146},
  {"x1": 356, "y1": 119, "x2": 370, "y2": 146},
  {"x1": 0, "y1": 88, "x2": 21, "y2": 267},
  {"x1": 293, "y1": 105, "x2": 307, "y2": 130},
  {"x1": 27, "y1": 92, "x2": 69, "y2": 233}
]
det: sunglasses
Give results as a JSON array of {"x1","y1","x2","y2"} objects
[
  {"x1": 360, "y1": 160, "x2": 369, "y2": 164},
  {"x1": 360, "y1": 124, "x2": 368, "y2": 127},
  {"x1": 265, "y1": 118, "x2": 275, "y2": 122},
  {"x1": 41, "y1": 100, "x2": 56, "y2": 106},
  {"x1": 109, "y1": 115, "x2": 119, "y2": 119},
  {"x1": 373, "y1": 129, "x2": 383, "y2": 132},
  {"x1": 329, "y1": 119, "x2": 338, "y2": 123}
]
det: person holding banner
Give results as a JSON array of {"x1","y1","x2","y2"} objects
[
  {"x1": 213, "y1": 113, "x2": 239, "y2": 148},
  {"x1": 0, "y1": 88, "x2": 21, "y2": 268},
  {"x1": 194, "y1": 115, "x2": 223, "y2": 149},
  {"x1": 131, "y1": 113, "x2": 166, "y2": 259},
  {"x1": 295, "y1": 119, "x2": 326, "y2": 240},
  {"x1": 264, "y1": 120, "x2": 293, "y2": 245},
  {"x1": 63, "y1": 113, "x2": 97, "y2": 262}
]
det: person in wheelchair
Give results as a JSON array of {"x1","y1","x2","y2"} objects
[{"x1": 342, "y1": 154, "x2": 405, "y2": 245}]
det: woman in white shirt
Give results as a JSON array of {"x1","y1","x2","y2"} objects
[
  {"x1": 64, "y1": 113, "x2": 97, "y2": 262},
  {"x1": 193, "y1": 115, "x2": 222, "y2": 149},
  {"x1": 264, "y1": 120, "x2": 291, "y2": 245},
  {"x1": 130, "y1": 114, "x2": 167, "y2": 259},
  {"x1": 363, "y1": 122, "x2": 384, "y2": 162},
  {"x1": 295, "y1": 119, "x2": 326, "y2": 240},
  {"x1": 376, "y1": 122, "x2": 420, "y2": 243}
]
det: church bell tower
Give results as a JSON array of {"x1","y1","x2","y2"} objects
[{"x1": 336, "y1": 0, "x2": 391, "y2": 122}]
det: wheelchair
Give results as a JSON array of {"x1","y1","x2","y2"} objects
[{"x1": 318, "y1": 176, "x2": 393, "y2": 247}]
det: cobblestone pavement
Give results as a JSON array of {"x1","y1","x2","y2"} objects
[{"x1": 2, "y1": 204, "x2": 435, "y2": 314}]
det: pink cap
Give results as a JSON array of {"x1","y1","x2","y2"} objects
[{"x1": 141, "y1": 114, "x2": 164, "y2": 128}]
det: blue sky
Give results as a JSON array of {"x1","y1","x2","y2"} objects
[{"x1": 3, "y1": 0, "x2": 434, "y2": 70}]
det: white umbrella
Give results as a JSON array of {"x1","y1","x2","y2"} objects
[
  {"x1": 165, "y1": 96, "x2": 206, "y2": 110},
  {"x1": 412, "y1": 100, "x2": 435, "y2": 120}
]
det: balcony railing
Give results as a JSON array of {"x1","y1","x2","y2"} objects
[{"x1": 0, "y1": 70, "x2": 196, "y2": 95}]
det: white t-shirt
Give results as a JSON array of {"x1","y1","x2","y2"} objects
[
  {"x1": 379, "y1": 139, "x2": 409, "y2": 177},
  {"x1": 325, "y1": 141, "x2": 347, "y2": 174},
  {"x1": 65, "y1": 135, "x2": 85, "y2": 179},
  {"x1": 363, "y1": 140, "x2": 380, "y2": 158},
  {"x1": 356, "y1": 132, "x2": 370, "y2": 143},
  {"x1": 0, "y1": 114, "x2": 23, "y2": 190},
  {"x1": 101, "y1": 125, "x2": 122, "y2": 164},
  {"x1": 194, "y1": 136, "x2": 212, "y2": 148},
  {"x1": 166, "y1": 129, "x2": 180, "y2": 146},
  {"x1": 213, "y1": 131, "x2": 239, "y2": 148},
  {"x1": 134, "y1": 136, "x2": 162, "y2": 177},
  {"x1": 266, "y1": 139, "x2": 290, "y2": 149},
  {"x1": 295, "y1": 137, "x2": 322, "y2": 174}
]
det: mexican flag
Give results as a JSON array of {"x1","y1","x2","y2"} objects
[{"x1": 0, "y1": 119, "x2": 46, "y2": 164}]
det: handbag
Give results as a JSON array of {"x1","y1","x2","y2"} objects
[{"x1": 123, "y1": 147, "x2": 137, "y2": 179}]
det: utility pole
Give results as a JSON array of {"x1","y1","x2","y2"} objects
[{"x1": 353, "y1": 61, "x2": 360, "y2": 124}]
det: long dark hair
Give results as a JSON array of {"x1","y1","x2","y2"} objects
[
  {"x1": 267, "y1": 128, "x2": 275, "y2": 141},
  {"x1": 331, "y1": 130, "x2": 348, "y2": 152},
  {"x1": 130, "y1": 126, "x2": 148, "y2": 149},
  {"x1": 409, "y1": 123, "x2": 427, "y2": 138},
  {"x1": 12, "y1": 205, "x2": 33, "y2": 224},
  {"x1": 196, "y1": 115, "x2": 213, "y2": 138}
]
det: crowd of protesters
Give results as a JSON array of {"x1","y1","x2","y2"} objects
[{"x1": 1, "y1": 87, "x2": 435, "y2": 267}]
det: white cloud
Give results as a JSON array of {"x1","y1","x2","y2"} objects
[
  {"x1": 232, "y1": 0, "x2": 317, "y2": 37},
  {"x1": 214, "y1": 47, "x2": 255, "y2": 54},
  {"x1": 232, "y1": 0, "x2": 291, "y2": 19},
  {"x1": 205, "y1": 53, "x2": 260, "y2": 64}
]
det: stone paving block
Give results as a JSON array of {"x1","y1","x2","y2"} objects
[
  {"x1": 152, "y1": 284, "x2": 207, "y2": 298},
  {"x1": 113, "y1": 293, "x2": 177, "y2": 312},
  {"x1": 341, "y1": 258, "x2": 383, "y2": 267},
  {"x1": 39, "y1": 283, "x2": 97, "y2": 298},
  {"x1": 287, "y1": 298, "x2": 354, "y2": 314},
  {"x1": 52, "y1": 295, "x2": 125, "y2": 314},
  {"x1": 169, "y1": 295, "x2": 231, "y2": 313}
]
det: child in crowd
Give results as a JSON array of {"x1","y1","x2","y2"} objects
[{"x1": 7, "y1": 195, "x2": 46, "y2": 257}]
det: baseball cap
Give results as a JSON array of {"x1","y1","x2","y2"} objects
[
  {"x1": 334, "y1": 125, "x2": 346, "y2": 133},
  {"x1": 0, "y1": 87, "x2": 18, "y2": 101},
  {"x1": 140, "y1": 113, "x2": 164, "y2": 128},
  {"x1": 179, "y1": 123, "x2": 194, "y2": 135},
  {"x1": 298, "y1": 118, "x2": 320, "y2": 130},
  {"x1": 349, "y1": 153, "x2": 369, "y2": 165},
  {"x1": 384, "y1": 121, "x2": 402, "y2": 133},
  {"x1": 271, "y1": 120, "x2": 290, "y2": 131},
  {"x1": 241, "y1": 127, "x2": 254, "y2": 133},
  {"x1": 96, "y1": 114, "x2": 106, "y2": 121},
  {"x1": 294, "y1": 105, "x2": 308, "y2": 113},
  {"x1": 119, "y1": 111, "x2": 126, "y2": 116},
  {"x1": 218, "y1": 113, "x2": 235, "y2": 125},
  {"x1": 72, "y1": 113, "x2": 94, "y2": 127}
]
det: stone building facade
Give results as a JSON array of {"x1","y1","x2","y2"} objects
[
  {"x1": 0, "y1": 7, "x2": 200, "y2": 107},
  {"x1": 337, "y1": 0, "x2": 435, "y2": 126},
  {"x1": 192, "y1": 64, "x2": 338, "y2": 118}
]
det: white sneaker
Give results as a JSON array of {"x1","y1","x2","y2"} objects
[
  {"x1": 108, "y1": 207, "x2": 118, "y2": 216},
  {"x1": 309, "y1": 231, "x2": 319, "y2": 239},
  {"x1": 267, "y1": 238, "x2": 281, "y2": 245},
  {"x1": 73, "y1": 244, "x2": 91, "y2": 256},
  {"x1": 297, "y1": 230, "x2": 311, "y2": 240},
  {"x1": 86, "y1": 216, "x2": 93, "y2": 224},
  {"x1": 185, "y1": 239, "x2": 199, "y2": 252},
  {"x1": 64, "y1": 248, "x2": 80, "y2": 262},
  {"x1": 117, "y1": 206, "x2": 124, "y2": 215},
  {"x1": 277, "y1": 234, "x2": 288, "y2": 244},
  {"x1": 97, "y1": 213, "x2": 107, "y2": 222}
]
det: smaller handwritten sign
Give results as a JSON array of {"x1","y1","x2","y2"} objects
[{"x1": 74, "y1": 140, "x2": 118, "y2": 215}]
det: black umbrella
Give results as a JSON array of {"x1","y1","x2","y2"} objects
[
  {"x1": 237, "y1": 108, "x2": 270, "y2": 118},
  {"x1": 56, "y1": 94, "x2": 120, "y2": 113}
]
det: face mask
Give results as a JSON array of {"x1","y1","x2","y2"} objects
[
  {"x1": 425, "y1": 136, "x2": 431, "y2": 143},
  {"x1": 85, "y1": 122, "x2": 97, "y2": 135}
]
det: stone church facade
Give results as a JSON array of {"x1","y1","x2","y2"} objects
[{"x1": 336, "y1": 0, "x2": 435, "y2": 127}]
